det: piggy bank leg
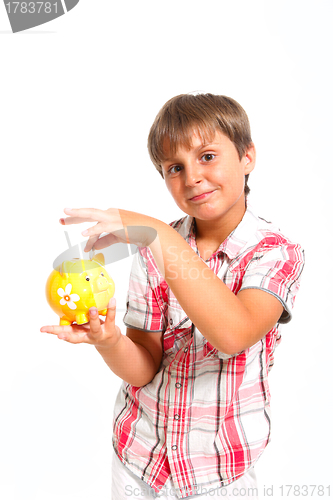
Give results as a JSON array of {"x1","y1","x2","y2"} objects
[
  {"x1": 76, "y1": 313, "x2": 89, "y2": 325},
  {"x1": 60, "y1": 318, "x2": 72, "y2": 326},
  {"x1": 100, "y1": 309, "x2": 107, "y2": 316}
]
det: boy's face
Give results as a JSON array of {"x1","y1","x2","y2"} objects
[{"x1": 161, "y1": 130, "x2": 255, "y2": 227}]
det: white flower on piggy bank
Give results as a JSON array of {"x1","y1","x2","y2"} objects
[{"x1": 57, "y1": 283, "x2": 80, "y2": 310}]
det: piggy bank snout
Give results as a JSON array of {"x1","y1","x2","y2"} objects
[{"x1": 95, "y1": 276, "x2": 110, "y2": 292}]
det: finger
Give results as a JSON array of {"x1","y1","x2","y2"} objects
[
  {"x1": 59, "y1": 216, "x2": 95, "y2": 225},
  {"x1": 40, "y1": 324, "x2": 89, "y2": 343},
  {"x1": 40, "y1": 325, "x2": 74, "y2": 335},
  {"x1": 104, "y1": 298, "x2": 117, "y2": 329},
  {"x1": 91, "y1": 233, "x2": 121, "y2": 250},
  {"x1": 64, "y1": 208, "x2": 112, "y2": 223},
  {"x1": 84, "y1": 235, "x2": 101, "y2": 252},
  {"x1": 81, "y1": 221, "x2": 105, "y2": 238},
  {"x1": 86, "y1": 307, "x2": 103, "y2": 339}
]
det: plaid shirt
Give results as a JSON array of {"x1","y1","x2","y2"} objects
[{"x1": 113, "y1": 205, "x2": 305, "y2": 498}]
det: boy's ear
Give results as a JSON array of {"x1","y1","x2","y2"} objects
[{"x1": 244, "y1": 143, "x2": 256, "y2": 174}]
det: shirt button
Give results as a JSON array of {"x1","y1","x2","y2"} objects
[
  {"x1": 184, "y1": 347, "x2": 188, "y2": 352},
  {"x1": 170, "y1": 318, "x2": 173, "y2": 325},
  {"x1": 171, "y1": 445, "x2": 178, "y2": 451},
  {"x1": 174, "y1": 414, "x2": 180, "y2": 420},
  {"x1": 175, "y1": 382, "x2": 182, "y2": 388}
]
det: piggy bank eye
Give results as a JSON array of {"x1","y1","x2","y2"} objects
[
  {"x1": 100, "y1": 273, "x2": 104, "y2": 276},
  {"x1": 85, "y1": 276, "x2": 90, "y2": 281}
]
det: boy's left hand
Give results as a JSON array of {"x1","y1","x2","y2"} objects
[{"x1": 60, "y1": 208, "x2": 157, "y2": 252}]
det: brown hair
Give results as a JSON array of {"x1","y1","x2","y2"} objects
[{"x1": 147, "y1": 93, "x2": 253, "y2": 196}]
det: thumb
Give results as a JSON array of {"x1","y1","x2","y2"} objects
[
  {"x1": 87, "y1": 306, "x2": 103, "y2": 338},
  {"x1": 104, "y1": 297, "x2": 117, "y2": 326}
]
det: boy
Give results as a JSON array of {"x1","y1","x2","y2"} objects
[{"x1": 41, "y1": 94, "x2": 304, "y2": 499}]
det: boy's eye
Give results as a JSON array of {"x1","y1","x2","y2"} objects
[
  {"x1": 202, "y1": 153, "x2": 215, "y2": 162},
  {"x1": 168, "y1": 165, "x2": 183, "y2": 175}
]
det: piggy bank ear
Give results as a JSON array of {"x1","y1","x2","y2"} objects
[{"x1": 92, "y1": 253, "x2": 105, "y2": 266}]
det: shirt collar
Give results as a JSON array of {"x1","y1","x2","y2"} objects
[{"x1": 178, "y1": 203, "x2": 263, "y2": 261}]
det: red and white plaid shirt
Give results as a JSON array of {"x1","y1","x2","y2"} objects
[{"x1": 113, "y1": 205, "x2": 305, "y2": 498}]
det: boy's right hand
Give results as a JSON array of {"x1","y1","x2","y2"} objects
[{"x1": 40, "y1": 298, "x2": 121, "y2": 349}]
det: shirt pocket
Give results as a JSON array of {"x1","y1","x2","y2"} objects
[
  {"x1": 163, "y1": 304, "x2": 192, "y2": 356},
  {"x1": 167, "y1": 303, "x2": 192, "y2": 331}
]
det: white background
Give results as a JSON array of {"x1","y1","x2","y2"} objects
[{"x1": 0, "y1": 1, "x2": 332, "y2": 499}]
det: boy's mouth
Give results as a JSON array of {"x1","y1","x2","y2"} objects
[{"x1": 189, "y1": 190, "x2": 216, "y2": 202}]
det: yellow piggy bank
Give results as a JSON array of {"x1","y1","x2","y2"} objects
[{"x1": 46, "y1": 253, "x2": 115, "y2": 325}]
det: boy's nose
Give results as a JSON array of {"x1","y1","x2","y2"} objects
[{"x1": 184, "y1": 165, "x2": 202, "y2": 187}]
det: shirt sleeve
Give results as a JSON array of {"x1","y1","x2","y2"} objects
[
  {"x1": 123, "y1": 247, "x2": 165, "y2": 332},
  {"x1": 239, "y1": 240, "x2": 305, "y2": 323}
]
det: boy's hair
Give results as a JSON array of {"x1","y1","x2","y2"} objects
[{"x1": 148, "y1": 93, "x2": 253, "y2": 196}]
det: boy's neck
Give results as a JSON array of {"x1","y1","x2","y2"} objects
[{"x1": 194, "y1": 197, "x2": 247, "y2": 260}]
